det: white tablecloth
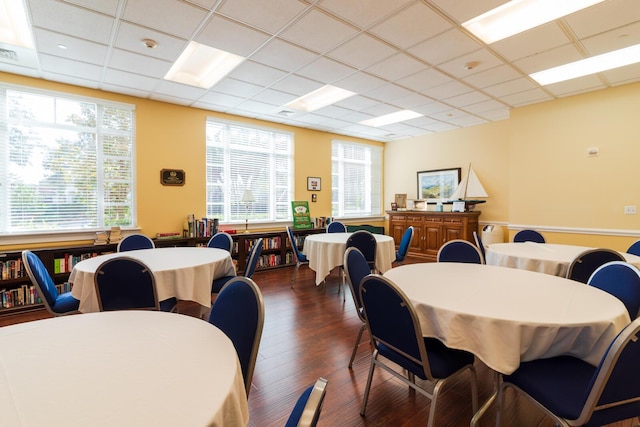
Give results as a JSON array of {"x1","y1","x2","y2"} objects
[
  {"x1": 302, "y1": 232, "x2": 395, "y2": 285},
  {"x1": 69, "y1": 247, "x2": 236, "y2": 313},
  {"x1": 384, "y1": 263, "x2": 630, "y2": 374},
  {"x1": 0, "y1": 311, "x2": 249, "y2": 427},
  {"x1": 485, "y1": 242, "x2": 640, "y2": 277}
]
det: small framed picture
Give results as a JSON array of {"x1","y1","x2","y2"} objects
[{"x1": 307, "y1": 177, "x2": 321, "y2": 191}]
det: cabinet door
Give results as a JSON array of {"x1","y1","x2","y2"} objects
[
  {"x1": 423, "y1": 223, "x2": 442, "y2": 256},
  {"x1": 442, "y1": 223, "x2": 463, "y2": 242},
  {"x1": 406, "y1": 216, "x2": 424, "y2": 253},
  {"x1": 389, "y1": 216, "x2": 407, "y2": 246}
]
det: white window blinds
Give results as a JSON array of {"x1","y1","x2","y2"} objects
[
  {"x1": 331, "y1": 140, "x2": 382, "y2": 218},
  {"x1": 0, "y1": 84, "x2": 136, "y2": 234},
  {"x1": 206, "y1": 119, "x2": 293, "y2": 223}
]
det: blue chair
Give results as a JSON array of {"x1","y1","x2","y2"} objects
[
  {"x1": 627, "y1": 240, "x2": 640, "y2": 256},
  {"x1": 346, "y1": 230, "x2": 376, "y2": 271},
  {"x1": 566, "y1": 248, "x2": 625, "y2": 284},
  {"x1": 394, "y1": 226, "x2": 414, "y2": 264},
  {"x1": 117, "y1": 234, "x2": 155, "y2": 252},
  {"x1": 473, "y1": 231, "x2": 486, "y2": 262},
  {"x1": 94, "y1": 257, "x2": 177, "y2": 312},
  {"x1": 208, "y1": 277, "x2": 264, "y2": 397},
  {"x1": 326, "y1": 221, "x2": 346, "y2": 233},
  {"x1": 437, "y1": 239, "x2": 484, "y2": 264},
  {"x1": 286, "y1": 226, "x2": 309, "y2": 288},
  {"x1": 588, "y1": 261, "x2": 640, "y2": 319},
  {"x1": 513, "y1": 229, "x2": 545, "y2": 243},
  {"x1": 344, "y1": 247, "x2": 372, "y2": 368},
  {"x1": 207, "y1": 231, "x2": 234, "y2": 252},
  {"x1": 498, "y1": 317, "x2": 640, "y2": 427},
  {"x1": 284, "y1": 377, "x2": 328, "y2": 427},
  {"x1": 21, "y1": 250, "x2": 80, "y2": 316},
  {"x1": 212, "y1": 238, "x2": 263, "y2": 294},
  {"x1": 359, "y1": 275, "x2": 478, "y2": 427}
]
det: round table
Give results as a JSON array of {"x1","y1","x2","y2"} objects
[
  {"x1": 0, "y1": 311, "x2": 249, "y2": 426},
  {"x1": 69, "y1": 247, "x2": 236, "y2": 313},
  {"x1": 302, "y1": 232, "x2": 395, "y2": 285},
  {"x1": 384, "y1": 262, "x2": 630, "y2": 375},
  {"x1": 485, "y1": 242, "x2": 640, "y2": 277}
]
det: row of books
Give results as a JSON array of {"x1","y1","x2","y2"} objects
[
  {"x1": 53, "y1": 252, "x2": 107, "y2": 274},
  {"x1": 256, "y1": 254, "x2": 282, "y2": 268},
  {"x1": 186, "y1": 215, "x2": 219, "y2": 238},
  {"x1": 1, "y1": 259, "x2": 25, "y2": 280},
  {"x1": 246, "y1": 236, "x2": 282, "y2": 251},
  {"x1": 0, "y1": 282, "x2": 71, "y2": 309}
]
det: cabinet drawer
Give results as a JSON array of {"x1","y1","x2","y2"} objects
[{"x1": 442, "y1": 216, "x2": 463, "y2": 224}]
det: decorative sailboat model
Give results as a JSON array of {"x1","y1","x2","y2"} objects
[{"x1": 448, "y1": 164, "x2": 488, "y2": 211}]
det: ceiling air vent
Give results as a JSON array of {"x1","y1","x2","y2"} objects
[
  {"x1": 0, "y1": 48, "x2": 18, "y2": 61},
  {"x1": 277, "y1": 110, "x2": 295, "y2": 117}
]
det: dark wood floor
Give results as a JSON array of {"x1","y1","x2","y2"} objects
[{"x1": 3, "y1": 258, "x2": 638, "y2": 427}]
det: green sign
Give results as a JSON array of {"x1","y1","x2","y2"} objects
[{"x1": 291, "y1": 201, "x2": 312, "y2": 229}]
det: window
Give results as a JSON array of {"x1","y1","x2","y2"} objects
[
  {"x1": 206, "y1": 119, "x2": 293, "y2": 224},
  {"x1": 332, "y1": 140, "x2": 382, "y2": 217},
  {"x1": 0, "y1": 84, "x2": 135, "y2": 234}
]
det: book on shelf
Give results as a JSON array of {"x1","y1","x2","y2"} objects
[
  {"x1": 94, "y1": 231, "x2": 109, "y2": 245},
  {"x1": 109, "y1": 226, "x2": 122, "y2": 243},
  {"x1": 156, "y1": 232, "x2": 182, "y2": 240}
]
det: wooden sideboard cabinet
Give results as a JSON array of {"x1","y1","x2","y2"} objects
[{"x1": 387, "y1": 210, "x2": 480, "y2": 261}]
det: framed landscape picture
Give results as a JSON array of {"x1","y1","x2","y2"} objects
[{"x1": 417, "y1": 168, "x2": 461, "y2": 202}]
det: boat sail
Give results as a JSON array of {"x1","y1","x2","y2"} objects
[{"x1": 449, "y1": 164, "x2": 488, "y2": 211}]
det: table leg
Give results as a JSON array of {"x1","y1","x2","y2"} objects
[{"x1": 470, "y1": 370, "x2": 500, "y2": 427}]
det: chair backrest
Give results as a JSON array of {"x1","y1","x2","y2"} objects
[
  {"x1": 286, "y1": 226, "x2": 305, "y2": 262},
  {"x1": 346, "y1": 230, "x2": 377, "y2": 269},
  {"x1": 437, "y1": 239, "x2": 484, "y2": 264},
  {"x1": 359, "y1": 275, "x2": 433, "y2": 379},
  {"x1": 588, "y1": 261, "x2": 640, "y2": 319},
  {"x1": 284, "y1": 377, "x2": 329, "y2": 427},
  {"x1": 627, "y1": 240, "x2": 640, "y2": 256},
  {"x1": 513, "y1": 229, "x2": 545, "y2": 243},
  {"x1": 94, "y1": 257, "x2": 160, "y2": 311},
  {"x1": 566, "y1": 248, "x2": 625, "y2": 284},
  {"x1": 344, "y1": 247, "x2": 371, "y2": 320},
  {"x1": 117, "y1": 234, "x2": 155, "y2": 252},
  {"x1": 395, "y1": 226, "x2": 414, "y2": 262},
  {"x1": 473, "y1": 231, "x2": 486, "y2": 261},
  {"x1": 208, "y1": 277, "x2": 265, "y2": 397},
  {"x1": 21, "y1": 250, "x2": 60, "y2": 314},
  {"x1": 572, "y1": 317, "x2": 640, "y2": 426},
  {"x1": 326, "y1": 221, "x2": 347, "y2": 233},
  {"x1": 207, "y1": 231, "x2": 234, "y2": 252},
  {"x1": 243, "y1": 238, "x2": 263, "y2": 278}
]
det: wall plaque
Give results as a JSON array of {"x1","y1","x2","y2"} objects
[{"x1": 160, "y1": 169, "x2": 185, "y2": 186}]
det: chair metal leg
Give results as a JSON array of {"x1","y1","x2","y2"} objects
[
  {"x1": 360, "y1": 351, "x2": 377, "y2": 416},
  {"x1": 349, "y1": 323, "x2": 366, "y2": 368},
  {"x1": 290, "y1": 263, "x2": 300, "y2": 288}
]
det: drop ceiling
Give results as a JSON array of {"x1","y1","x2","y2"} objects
[{"x1": 2, "y1": 0, "x2": 640, "y2": 142}]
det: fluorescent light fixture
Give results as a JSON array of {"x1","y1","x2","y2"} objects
[
  {"x1": 164, "y1": 41, "x2": 244, "y2": 88},
  {"x1": 0, "y1": 0, "x2": 34, "y2": 48},
  {"x1": 285, "y1": 85, "x2": 355, "y2": 112},
  {"x1": 530, "y1": 43, "x2": 640, "y2": 85},
  {"x1": 360, "y1": 110, "x2": 422, "y2": 127},
  {"x1": 463, "y1": 0, "x2": 605, "y2": 44}
]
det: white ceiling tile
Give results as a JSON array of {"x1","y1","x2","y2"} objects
[
  {"x1": 412, "y1": 101, "x2": 452, "y2": 116},
  {"x1": 580, "y1": 21, "x2": 640, "y2": 56},
  {"x1": 564, "y1": 0, "x2": 640, "y2": 39},
  {"x1": 114, "y1": 22, "x2": 187, "y2": 62},
  {"x1": 42, "y1": 71, "x2": 100, "y2": 88},
  {"x1": 149, "y1": 93, "x2": 193, "y2": 105},
  {"x1": 364, "y1": 84, "x2": 415, "y2": 102},
  {"x1": 395, "y1": 68, "x2": 452, "y2": 92},
  {"x1": 490, "y1": 22, "x2": 571, "y2": 62},
  {"x1": 360, "y1": 103, "x2": 400, "y2": 117},
  {"x1": 512, "y1": 44, "x2": 584, "y2": 74},
  {"x1": 235, "y1": 99, "x2": 280, "y2": 115},
  {"x1": 218, "y1": 0, "x2": 308, "y2": 34},
  {"x1": 365, "y1": 53, "x2": 427, "y2": 82},
  {"x1": 311, "y1": 104, "x2": 355, "y2": 119},
  {"x1": 477, "y1": 108, "x2": 510, "y2": 121},
  {"x1": 422, "y1": 80, "x2": 471, "y2": 99},
  {"x1": 33, "y1": 28, "x2": 108, "y2": 65},
  {"x1": 196, "y1": 16, "x2": 272, "y2": 57},
  {"x1": 437, "y1": 49, "x2": 503, "y2": 79},
  {"x1": 544, "y1": 75, "x2": 606, "y2": 98},
  {"x1": 369, "y1": 3, "x2": 452, "y2": 49},
  {"x1": 463, "y1": 99, "x2": 507, "y2": 114},
  {"x1": 29, "y1": 0, "x2": 116, "y2": 44},
  {"x1": 122, "y1": 0, "x2": 209, "y2": 39},
  {"x1": 279, "y1": 10, "x2": 359, "y2": 54},
  {"x1": 483, "y1": 77, "x2": 538, "y2": 98},
  {"x1": 154, "y1": 80, "x2": 208, "y2": 99},
  {"x1": 326, "y1": 34, "x2": 397, "y2": 69},
  {"x1": 500, "y1": 88, "x2": 553, "y2": 107},
  {"x1": 602, "y1": 62, "x2": 640, "y2": 86},
  {"x1": 389, "y1": 93, "x2": 434, "y2": 109},
  {"x1": 103, "y1": 68, "x2": 160, "y2": 92},
  {"x1": 101, "y1": 83, "x2": 152, "y2": 99},
  {"x1": 228, "y1": 61, "x2": 288, "y2": 87},
  {"x1": 407, "y1": 28, "x2": 482, "y2": 66},
  {"x1": 270, "y1": 75, "x2": 323, "y2": 96},
  {"x1": 251, "y1": 88, "x2": 297, "y2": 106},
  {"x1": 0, "y1": 61, "x2": 41, "y2": 77},
  {"x1": 211, "y1": 78, "x2": 263, "y2": 98},
  {"x1": 39, "y1": 54, "x2": 103, "y2": 80},
  {"x1": 462, "y1": 64, "x2": 522, "y2": 89},
  {"x1": 198, "y1": 91, "x2": 245, "y2": 108},
  {"x1": 333, "y1": 71, "x2": 388, "y2": 93},
  {"x1": 334, "y1": 95, "x2": 380, "y2": 111},
  {"x1": 108, "y1": 49, "x2": 172, "y2": 78},
  {"x1": 444, "y1": 91, "x2": 491, "y2": 108},
  {"x1": 294, "y1": 57, "x2": 357, "y2": 84},
  {"x1": 319, "y1": 0, "x2": 414, "y2": 28},
  {"x1": 62, "y1": 0, "x2": 120, "y2": 15},
  {"x1": 427, "y1": 0, "x2": 508, "y2": 23},
  {"x1": 250, "y1": 39, "x2": 318, "y2": 72}
]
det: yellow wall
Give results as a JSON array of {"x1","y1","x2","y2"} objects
[
  {"x1": 0, "y1": 72, "x2": 383, "y2": 249},
  {"x1": 385, "y1": 81, "x2": 640, "y2": 251}
]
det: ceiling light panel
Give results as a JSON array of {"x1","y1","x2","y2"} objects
[
  {"x1": 360, "y1": 110, "x2": 422, "y2": 127},
  {"x1": 164, "y1": 41, "x2": 244, "y2": 88},
  {"x1": 285, "y1": 85, "x2": 356, "y2": 112}
]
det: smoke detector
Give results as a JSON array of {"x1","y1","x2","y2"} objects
[
  {"x1": 142, "y1": 39, "x2": 158, "y2": 49},
  {"x1": 464, "y1": 61, "x2": 480, "y2": 70}
]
